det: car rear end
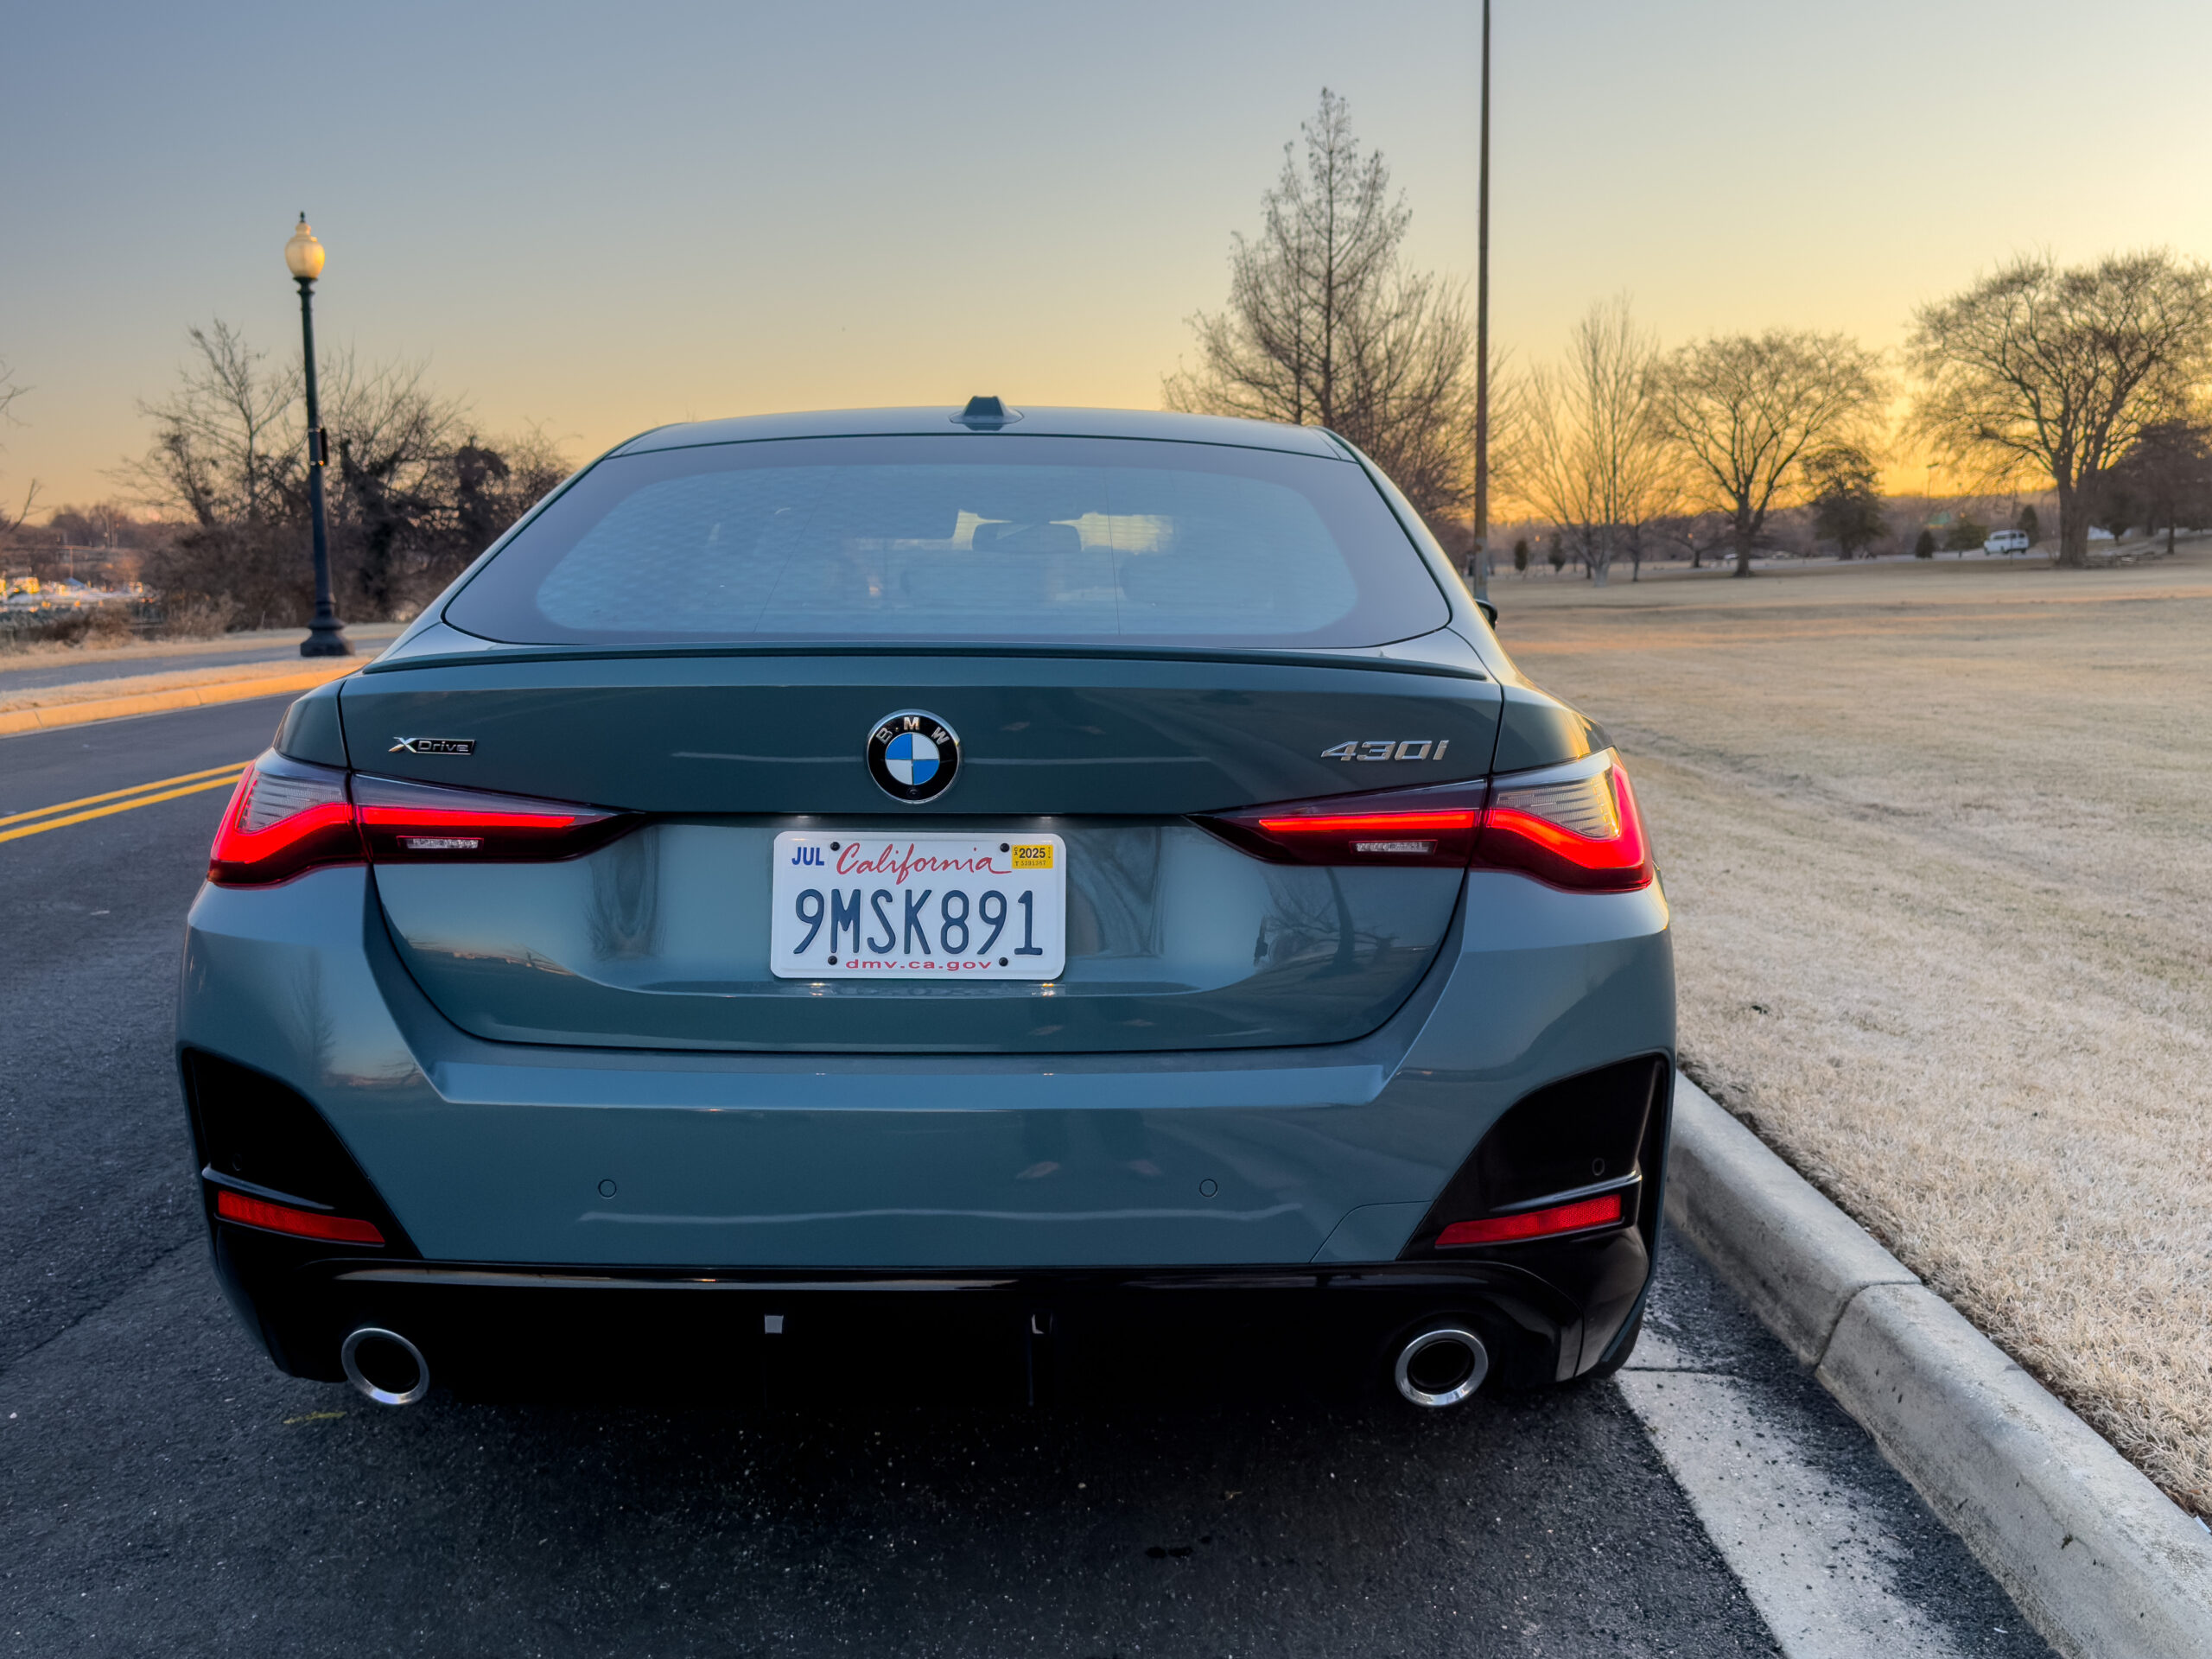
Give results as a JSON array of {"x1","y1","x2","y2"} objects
[{"x1": 179, "y1": 406, "x2": 1673, "y2": 1409}]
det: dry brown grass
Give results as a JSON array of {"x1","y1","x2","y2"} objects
[{"x1": 1492, "y1": 550, "x2": 2212, "y2": 1518}]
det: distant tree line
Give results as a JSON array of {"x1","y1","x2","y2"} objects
[
  {"x1": 1506, "y1": 258, "x2": 2212, "y2": 584},
  {"x1": 18, "y1": 91, "x2": 2212, "y2": 630},
  {"x1": 1173, "y1": 92, "x2": 2212, "y2": 584},
  {"x1": 123, "y1": 322, "x2": 569, "y2": 629}
]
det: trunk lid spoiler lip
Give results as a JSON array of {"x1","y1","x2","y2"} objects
[{"x1": 356, "y1": 627, "x2": 1492, "y2": 683}]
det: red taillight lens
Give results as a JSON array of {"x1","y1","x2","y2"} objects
[
  {"x1": 208, "y1": 758, "x2": 363, "y2": 887},
  {"x1": 1195, "y1": 759, "x2": 1654, "y2": 891},
  {"x1": 350, "y1": 774, "x2": 629, "y2": 862},
  {"x1": 1471, "y1": 764, "x2": 1653, "y2": 892},
  {"x1": 214, "y1": 1186, "x2": 385, "y2": 1245},
  {"x1": 1435, "y1": 1190, "x2": 1624, "y2": 1248},
  {"x1": 208, "y1": 756, "x2": 633, "y2": 884},
  {"x1": 1198, "y1": 783, "x2": 1486, "y2": 868}
]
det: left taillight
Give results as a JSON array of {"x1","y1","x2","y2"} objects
[
  {"x1": 209, "y1": 753, "x2": 633, "y2": 886},
  {"x1": 350, "y1": 773, "x2": 631, "y2": 862},
  {"x1": 207, "y1": 756, "x2": 362, "y2": 887}
]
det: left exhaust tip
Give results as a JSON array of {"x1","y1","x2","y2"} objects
[
  {"x1": 1395, "y1": 1325, "x2": 1489, "y2": 1408},
  {"x1": 340, "y1": 1326, "x2": 429, "y2": 1407}
]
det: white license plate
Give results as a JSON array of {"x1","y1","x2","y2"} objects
[{"x1": 769, "y1": 831, "x2": 1066, "y2": 979}]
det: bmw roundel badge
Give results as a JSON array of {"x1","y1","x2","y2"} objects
[{"x1": 866, "y1": 710, "x2": 961, "y2": 803}]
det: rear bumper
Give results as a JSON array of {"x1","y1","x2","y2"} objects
[
  {"x1": 212, "y1": 1221, "x2": 1653, "y2": 1403},
  {"x1": 180, "y1": 866, "x2": 1674, "y2": 1270},
  {"x1": 182, "y1": 860, "x2": 1674, "y2": 1397}
]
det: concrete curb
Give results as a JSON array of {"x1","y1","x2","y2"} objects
[
  {"x1": 0, "y1": 662, "x2": 358, "y2": 736},
  {"x1": 1665, "y1": 1077, "x2": 2212, "y2": 1659}
]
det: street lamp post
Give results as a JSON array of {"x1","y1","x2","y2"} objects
[
  {"x1": 1471, "y1": 0, "x2": 1492, "y2": 608},
  {"x1": 284, "y1": 214, "x2": 351, "y2": 658}
]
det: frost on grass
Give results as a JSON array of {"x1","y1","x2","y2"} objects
[{"x1": 1502, "y1": 551, "x2": 2212, "y2": 1520}]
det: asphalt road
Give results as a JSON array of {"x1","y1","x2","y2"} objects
[{"x1": 0, "y1": 701, "x2": 2053, "y2": 1658}]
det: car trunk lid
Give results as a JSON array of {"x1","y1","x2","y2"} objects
[{"x1": 340, "y1": 648, "x2": 1499, "y2": 1053}]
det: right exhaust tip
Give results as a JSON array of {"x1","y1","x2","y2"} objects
[
  {"x1": 340, "y1": 1325, "x2": 430, "y2": 1407},
  {"x1": 1395, "y1": 1325, "x2": 1490, "y2": 1408}
]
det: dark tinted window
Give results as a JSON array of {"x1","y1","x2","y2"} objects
[{"x1": 443, "y1": 435, "x2": 1449, "y2": 648}]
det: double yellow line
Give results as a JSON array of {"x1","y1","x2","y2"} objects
[{"x1": 0, "y1": 760, "x2": 251, "y2": 845}]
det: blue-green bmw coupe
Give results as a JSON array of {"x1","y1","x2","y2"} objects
[{"x1": 181, "y1": 401, "x2": 1673, "y2": 1410}]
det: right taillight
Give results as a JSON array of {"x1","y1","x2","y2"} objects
[
  {"x1": 1472, "y1": 761, "x2": 1653, "y2": 893},
  {"x1": 1195, "y1": 757, "x2": 1654, "y2": 893},
  {"x1": 1193, "y1": 781, "x2": 1487, "y2": 868}
]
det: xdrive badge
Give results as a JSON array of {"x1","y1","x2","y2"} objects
[{"x1": 389, "y1": 737, "x2": 476, "y2": 755}]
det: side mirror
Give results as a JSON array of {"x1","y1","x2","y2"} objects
[{"x1": 1475, "y1": 599, "x2": 1498, "y2": 627}]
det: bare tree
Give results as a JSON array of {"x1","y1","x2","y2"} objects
[
  {"x1": 318, "y1": 349, "x2": 465, "y2": 616},
  {"x1": 2108, "y1": 415, "x2": 2212, "y2": 556},
  {"x1": 0, "y1": 358, "x2": 41, "y2": 534},
  {"x1": 130, "y1": 326, "x2": 312, "y2": 626},
  {"x1": 453, "y1": 423, "x2": 572, "y2": 554},
  {"x1": 1516, "y1": 296, "x2": 1669, "y2": 587},
  {"x1": 1907, "y1": 251, "x2": 2212, "y2": 568},
  {"x1": 1653, "y1": 328, "x2": 1888, "y2": 576},
  {"x1": 1164, "y1": 89, "x2": 1487, "y2": 522},
  {"x1": 130, "y1": 321, "x2": 561, "y2": 626},
  {"x1": 131, "y1": 322, "x2": 298, "y2": 530}
]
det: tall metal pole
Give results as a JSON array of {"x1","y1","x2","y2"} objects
[
  {"x1": 1472, "y1": 0, "x2": 1492, "y2": 607},
  {"x1": 296, "y1": 272, "x2": 351, "y2": 657}
]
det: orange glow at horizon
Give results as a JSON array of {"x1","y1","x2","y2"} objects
[{"x1": 5, "y1": 2, "x2": 2208, "y2": 512}]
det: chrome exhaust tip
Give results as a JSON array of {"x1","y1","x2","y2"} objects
[
  {"x1": 340, "y1": 1326, "x2": 429, "y2": 1407},
  {"x1": 1394, "y1": 1325, "x2": 1489, "y2": 1408}
]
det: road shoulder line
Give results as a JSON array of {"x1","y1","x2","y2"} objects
[
  {"x1": 1617, "y1": 1360, "x2": 1975, "y2": 1658},
  {"x1": 0, "y1": 662, "x2": 357, "y2": 736},
  {"x1": 1666, "y1": 1077, "x2": 2212, "y2": 1659}
]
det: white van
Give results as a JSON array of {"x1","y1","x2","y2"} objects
[{"x1": 1984, "y1": 529, "x2": 2031, "y2": 556}]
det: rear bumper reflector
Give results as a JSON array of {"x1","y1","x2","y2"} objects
[
  {"x1": 215, "y1": 1187, "x2": 386, "y2": 1246},
  {"x1": 1435, "y1": 1191, "x2": 1624, "y2": 1248}
]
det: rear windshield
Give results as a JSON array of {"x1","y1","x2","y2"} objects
[{"x1": 442, "y1": 434, "x2": 1450, "y2": 648}]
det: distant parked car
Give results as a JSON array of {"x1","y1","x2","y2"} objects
[{"x1": 1984, "y1": 529, "x2": 2031, "y2": 556}]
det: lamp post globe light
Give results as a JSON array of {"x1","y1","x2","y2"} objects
[{"x1": 286, "y1": 213, "x2": 351, "y2": 658}]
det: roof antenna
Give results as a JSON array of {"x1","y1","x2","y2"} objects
[{"x1": 954, "y1": 394, "x2": 1018, "y2": 429}]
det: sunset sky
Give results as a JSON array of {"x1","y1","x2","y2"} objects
[{"x1": 7, "y1": 0, "x2": 2211, "y2": 509}]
